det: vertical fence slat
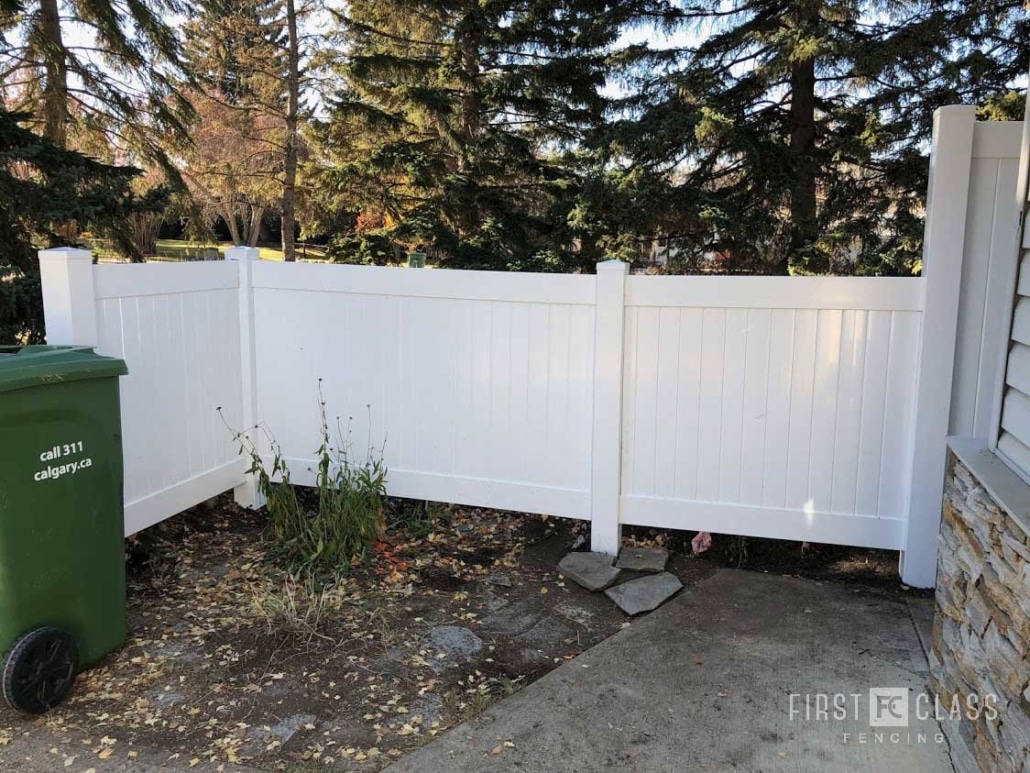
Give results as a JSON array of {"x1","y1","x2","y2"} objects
[
  {"x1": 654, "y1": 307, "x2": 681, "y2": 499},
  {"x1": 855, "y1": 311, "x2": 890, "y2": 515},
  {"x1": 697, "y1": 308, "x2": 727, "y2": 502},
  {"x1": 719, "y1": 308, "x2": 748, "y2": 502},
  {"x1": 761, "y1": 309, "x2": 795, "y2": 508},
  {"x1": 808, "y1": 309, "x2": 843, "y2": 512},
  {"x1": 831, "y1": 310, "x2": 867, "y2": 514},
  {"x1": 673, "y1": 308, "x2": 703, "y2": 501},
  {"x1": 785, "y1": 310, "x2": 818, "y2": 508},
  {"x1": 740, "y1": 308, "x2": 772, "y2": 505}
]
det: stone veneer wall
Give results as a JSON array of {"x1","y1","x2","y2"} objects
[{"x1": 931, "y1": 452, "x2": 1030, "y2": 771}]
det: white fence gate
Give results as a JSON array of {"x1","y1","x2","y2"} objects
[
  {"x1": 620, "y1": 277, "x2": 921, "y2": 550},
  {"x1": 38, "y1": 107, "x2": 1022, "y2": 588}
]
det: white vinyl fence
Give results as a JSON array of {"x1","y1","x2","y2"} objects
[
  {"x1": 620, "y1": 277, "x2": 922, "y2": 550},
  {"x1": 39, "y1": 256, "x2": 246, "y2": 535},
  {"x1": 38, "y1": 107, "x2": 1020, "y2": 587},
  {"x1": 251, "y1": 264, "x2": 598, "y2": 520}
]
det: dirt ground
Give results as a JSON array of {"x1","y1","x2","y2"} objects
[
  {"x1": 0, "y1": 498, "x2": 914, "y2": 771},
  {"x1": 652, "y1": 526, "x2": 917, "y2": 593}
]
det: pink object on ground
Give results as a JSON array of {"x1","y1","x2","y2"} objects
[{"x1": 691, "y1": 532, "x2": 712, "y2": 555}]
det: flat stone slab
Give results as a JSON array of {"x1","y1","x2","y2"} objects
[
  {"x1": 616, "y1": 546, "x2": 669, "y2": 573},
  {"x1": 421, "y1": 626, "x2": 483, "y2": 672},
  {"x1": 605, "y1": 572, "x2": 682, "y2": 615},
  {"x1": 558, "y1": 552, "x2": 620, "y2": 591}
]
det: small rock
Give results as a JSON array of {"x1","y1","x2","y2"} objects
[
  {"x1": 156, "y1": 639, "x2": 202, "y2": 664},
  {"x1": 240, "y1": 713, "x2": 317, "y2": 757},
  {"x1": 484, "y1": 573, "x2": 514, "y2": 587},
  {"x1": 605, "y1": 572, "x2": 682, "y2": 615},
  {"x1": 410, "y1": 693, "x2": 444, "y2": 727},
  {"x1": 480, "y1": 599, "x2": 545, "y2": 636},
  {"x1": 558, "y1": 552, "x2": 620, "y2": 591},
  {"x1": 554, "y1": 601, "x2": 596, "y2": 625},
  {"x1": 150, "y1": 690, "x2": 183, "y2": 708},
  {"x1": 514, "y1": 615, "x2": 575, "y2": 649},
  {"x1": 421, "y1": 626, "x2": 483, "y2": 672},
  {"x1": 518, "y1": 648, "x2": 550, "y2": 665},
  {"x1": 616, "y1": 546, "x2": 669, "y2": 573},
  {"x1": 482, "y1": 592, "x2": 510, "y2": 613}
]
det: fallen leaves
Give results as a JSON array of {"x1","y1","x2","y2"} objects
[
  {"x1": 490, "y1": 739, "x2": 516, "y2": 755},
  {"x1": 0, "y1": 500, "x2": 620, "y2": 770}
]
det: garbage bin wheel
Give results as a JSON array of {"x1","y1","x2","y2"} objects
[{"x1": 1, "y1": 627, "x2": 78, "y2": 714}]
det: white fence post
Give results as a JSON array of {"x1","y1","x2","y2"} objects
[
  {"x1": 590, "y1": 260, "x2": 629, "y2": 555},
  {"x1": 226, "y1": 246, "x2": 266, "y2": 509},
  {"x1": 902, "y1": 105, "x2": 977, "y2": 587},
  {"x1": 38, "y1": 248, "x2": 97, "y2": 346}
]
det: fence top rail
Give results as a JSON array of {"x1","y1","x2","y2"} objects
[
  {"x1": 93, "y1": 261, "x2": 239, "y2": 300},
  {"x1": 89, "y1": 253, "x2": 925, "y2": 311},
  {"x1": 251, "y1": 260, "x2": 598, "y2": 305},
  {"x1": 625, "y1": 274, "x2": 925, "y2": 311}
]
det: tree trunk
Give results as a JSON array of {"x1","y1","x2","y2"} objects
[
  {"x1": 38, "y1": 0, "x2": 68, "y2": 147},
  {"x1": 454, "y1": 16, "x2": 482, "y2": 239},
  {"x1": 787, "y1": 46, "x2": 818, "y2": 272},
  {"x1": 280, "y1": 0, "x2": 300, "y2": 262},
  {"x1": 248, "y1": 206, "x2": 264, "y2": 247},
  {"x1": 223, "y1": 203, "x2": 243, "y2": 245}
]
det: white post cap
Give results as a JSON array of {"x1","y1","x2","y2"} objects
[
  {"x1": 225, "y1": 246, "x2": 259, "y2": 262},
  {"x1": 596, "y1": 259, "x2": 629, "y2": 273}
]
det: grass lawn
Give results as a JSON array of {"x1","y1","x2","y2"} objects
[{"x1": 153, "y1": 240, "x2": 328, "y2": 261}]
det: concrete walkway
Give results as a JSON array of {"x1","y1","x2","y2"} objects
[{"x1": 384, "y1": 569, "x2": 954, "y2": 773}]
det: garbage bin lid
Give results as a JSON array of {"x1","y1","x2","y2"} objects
[{"x1": 0, "y1": 345, "x2": 128, "y2": 394}]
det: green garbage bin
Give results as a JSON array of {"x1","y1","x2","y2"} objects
[{"x1": 0, "y1": 345, "x2": 128, "y2": 713}]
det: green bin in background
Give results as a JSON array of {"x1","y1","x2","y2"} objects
[{"x1": 0, "y1": 345, "x2": 128, "y2": 713}]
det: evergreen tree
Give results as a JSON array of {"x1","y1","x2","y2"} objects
[
  {"x1": 0, "y1": 0, "x2": 192, "y2": 170},
  {"x1": 0, "y1": 108, "x2": 165, "y2": 342},
  {"x1": 317, "y1": 0, "x2": 668, "y2": 270},
  {"x1": 598, "y1": 0, "x2": 1029, "y2": 275}
]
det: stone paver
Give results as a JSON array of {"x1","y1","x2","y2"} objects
[
  {"x1": 558, "y1": 552, "x2": 620, "y2": 591},
  {"x1": 604, "y1": 572, "x2": 682, "y2": 615},
  {"x1": 616, "y1": 546, "x2": 669, "y2": 573},
  {"x1": 421, "y1": 625, "x2": 483, "y2": 672}
]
